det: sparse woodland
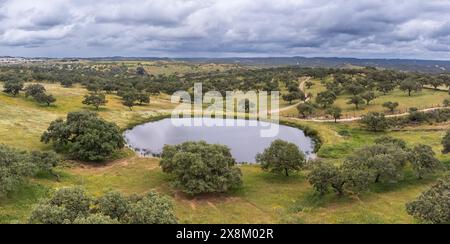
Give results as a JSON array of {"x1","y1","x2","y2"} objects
[{"x1": 0, "y1": 61, "x2": 449, "y2": 224}]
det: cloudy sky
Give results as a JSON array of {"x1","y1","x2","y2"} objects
[{"x1": 1, "y1": 0, "x2": 450, "y2": 59}]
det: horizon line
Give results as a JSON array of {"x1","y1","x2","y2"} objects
[{"x1": 1, "y1": 55, "x2": 450, "y2": 62}]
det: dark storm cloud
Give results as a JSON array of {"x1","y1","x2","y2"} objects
[{"x1": 1, "y1": 0, "x2": 450, "y2": 59}]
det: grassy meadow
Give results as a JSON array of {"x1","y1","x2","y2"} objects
[
  {"x1": 0, "y1": 71, "x2": 449, "y2": 224},
  {"x1": 281, "y1": 78, "x2": 449, "y2": 118},
  {"x1": 87, "y1": 61, "x2": 241, "y2": 76}
]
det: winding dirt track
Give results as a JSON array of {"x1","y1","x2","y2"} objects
[
  {"x1": 170, "y1": 78, "x2": 447, "y2": 123},
  {"x1": 270, "y1": 77, "x2": 311, "y2": 114},
  {"x1": 275, "y1": 78, "x2": 448, "y2": 123},
  {"x1": 291, "y1": 106, "x2": 447, "y2": 123}
]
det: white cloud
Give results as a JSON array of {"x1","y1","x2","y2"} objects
[{"x1": 0, "y1": 0, "x2": 450, "y2": 59}]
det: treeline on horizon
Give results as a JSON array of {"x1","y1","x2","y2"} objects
[{"x1": 1, "y1": 63, "x2": 450, "y2": 97}]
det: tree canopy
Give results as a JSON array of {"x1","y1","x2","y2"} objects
[
  {"x1": 326, "y1": 107, "x2": 342, "y2": 122},
  {"x1": 360, "y1": 112, "x2": 389, "y2": 132},
  {"x1": 399, "y1": 78, "x2": 422, "y2": 96},
  {"x1": 283, "y1": 91, "x2": 305, "y2": 104},
  {"x1": 121, "y1": 92, "x2": 138, "y2": 111},
  {"x1": 256, "y1": 140, "x2": 306, "y2": 176},
  {"x1": 409, "y1": 145, "x2": 442, "y2": 179},
  {"x1": 345, "y1": 143, "x2": 409, "y2": 185},
  {"x1": 160, "y1": 141, "x2": 243, "y2": 195},
  {"x1": 82, "y1": 93, "x2": 108, "y2": 110},
  {"x1": 442, "y1": 130, "x2": 450, "y2": 154},
  {"x1": 29, "y1": 188, "x2": 177, "y2": 224},
  {"x1": 406, "y1": 176, "x2": 450, "y2": 224},
  {"x1": 34, "y1": 92, "x2": 56, "y2": 106},
  {"x1": 0, "y1": 146, "x2": 36, "y2": 197},
  {"x1": 382, "y1": 101, "x2": 399, "y2": 113},
  {"x1": 361, "y1": 91, "x2": 377, "y2": 105},
  {"x1": 316, "y1": 91, "x2": 336, "y2": 108},
  {"x1": 24, "y1": 83, "x2": 56, "y2": 106},
  {"x1": 297, "y1": 102, "x2": 316, "y2": 118},
  {"x1": 309, "y1": 137, "x2": 443, "y2": 197},
  {"x1": 308, "y1": 160, "x2": 343, "y2": 195},
  {"x1": 3, "y1": 80, "x2": 24, "y2": 96},
  {"x1": 0, "y1": 146, "x2": 61, "y2": 197},
  {"x1": 347, "y1": 95, "x2": 365, "y2": 109},
  {"x1": 41, "y1": 111, "x2": 124, "y2": 161},
  {"x1": 24, "y1": 84, "x2": 46, "y2": 98}
]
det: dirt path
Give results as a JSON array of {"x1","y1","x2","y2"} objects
[
  {"x1": 292, "y1": 106, "x2": 447, "y2": 123},
  {"x1": 149, "y1": 78, "x2": 447, "y2": 124},
  {"x1": 270, "y1": 77, "x2": 311, "y2": 114}
]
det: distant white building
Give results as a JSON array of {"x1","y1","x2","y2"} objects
[{"x1": 0, "y1": 57, "x2": 44, "y2": 64}]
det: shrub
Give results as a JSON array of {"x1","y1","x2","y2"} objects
[
  {"x1": 443, "y1": 130, "x2": 450, "y2": 154},
  {"x1": 73, "y1": 214, "x2": 120, "y2": 224},
  {"x1": 382, "y1": 101, "x2": 399, "y2": 113},
  {"x1": 406, "y1": 176, "x2": 450, "y2": 224},
  {"x1": 30, "y1": 188, "x2": 92, "y2": 224},
  {"x1": 0, "y1": 146, "x2": 37, "y2": 197},
  {"x1": 360, "y1": 112, "x2": 389, "y2": 132}
]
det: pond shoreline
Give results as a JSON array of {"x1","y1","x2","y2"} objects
[{"x1": 123, "y1": 116, "x2": 322, "y2": 163}]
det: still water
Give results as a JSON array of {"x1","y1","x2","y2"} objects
[{"x1": 124, "y1": 118, "x2": 315, "y2": 163}]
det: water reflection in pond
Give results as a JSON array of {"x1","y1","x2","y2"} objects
[{"x1": 124, "y1": 118, "x2": 315, "y2": 163}]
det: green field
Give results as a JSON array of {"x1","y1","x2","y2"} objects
[
  {"x1": 83, "y1": 61, "x2": 241, "y2": 76},
  {"x1": 281, "y1": 78, "x2": 449, "y2": 118},
  {"x1": 0, "y1": 83, "x2": 177, "y2": 150},
  {"x1": 1, "y1": 155, "x2": 440, "y2": 224},
  {"x1": 0, "y1": 80, "x2": 449, "y2": 223}
]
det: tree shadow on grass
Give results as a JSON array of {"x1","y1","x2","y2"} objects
[
  {"x1": 81, "y1": 105, "x2": 110, "y2": 112},
  {"x1": 288, "y1": 191, "x2": 350, "y2": 213},
  {"x1": 255, "y1": 171, "x2": 306, "y2": 184},
  {"x1": 287, "y1": 171, "x2": 443, "y2": 216},
  {"x1": 369, "y1": 172, "x2": 440, "y2": 194}
]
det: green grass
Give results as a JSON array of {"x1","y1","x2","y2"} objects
[
  {"x1": 0, "y1": 81, "x2": 449, "y2": 224},
  {"x1": 1, "y1": 154, "x2": 441, "y2": 224},
  {"x1": 281, "y1": 78, "x2": 450, "y2": 118},
  {"x1": 84, "y1": 61, "x2": 240, "y2": 76},
  {"x1": 0, "y1": 184, "x2": 50, "y2": 224},
  {"x1": 333, "y1": 88, "x2": 448, "y2": 117},
  {"x1": 315, "y1": 122, "x2": 450, "y2": 162},
  {"x1": 0, "y1": 83, "x2": 177, "y2": 150}
]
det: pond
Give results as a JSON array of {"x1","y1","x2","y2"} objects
[{"x1": 124, "y1": 118, "x2": 315, "y2": 163}]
